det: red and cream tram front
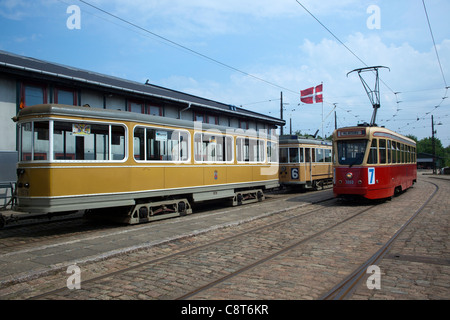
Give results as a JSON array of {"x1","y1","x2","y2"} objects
[{"x1": 332, "y1": 126, "x2": 417, "y2": 200}]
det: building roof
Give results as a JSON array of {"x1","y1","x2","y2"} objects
[{"x1": 0, "y1": 50, "x2": 285, "y2": 127}]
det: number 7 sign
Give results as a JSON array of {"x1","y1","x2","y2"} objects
[{"x1": 368, "y1": 167, "x2": 375, "y2": 185}]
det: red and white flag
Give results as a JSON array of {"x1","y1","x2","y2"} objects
[{"x1": 301, "y1": 84, "x2": 323, "y2": 104}]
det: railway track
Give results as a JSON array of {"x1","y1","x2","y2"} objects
[
  {"x1": 0, "y1": 180, "x2": 438, "y2": 300},
  {"x1": 27, "y1": 194, "x2": 341, "y2": 300},
  {"x1": 320, "y1": 181, "x2": 439, "y2": 300},
  {"x1": 0, "y1": 187, "x2": 331, "y2": 251}
]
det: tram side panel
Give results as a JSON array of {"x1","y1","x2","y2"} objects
[
  {"x1": 279, "y1": 142, "x2": 333, "y2": 188},
  {"x1": 14, "y1": 106, "x2": 280, "y2": 217}
]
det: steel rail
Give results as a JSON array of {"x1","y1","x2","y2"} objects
[
  {"x1": 319, "y1": 181, "x2": 439, "y2": 300},
  {"x1": 27, "y1": 195, "x2": 335, "y2": 300},
  {"x1": 175, "y1": 205, "x2": 376, "y2": 300}
]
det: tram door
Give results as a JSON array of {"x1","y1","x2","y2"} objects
[{"x1": 305, "y1": 148, "x2": 312, "y2": 183}]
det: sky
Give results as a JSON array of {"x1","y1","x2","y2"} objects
[{"x1": 1, "y1": 0, "x2": 449, "y2": 145}]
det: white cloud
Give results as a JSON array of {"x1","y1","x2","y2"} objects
[{"x1": 159, "y1": 30, "x2": 449, "y2": 140}]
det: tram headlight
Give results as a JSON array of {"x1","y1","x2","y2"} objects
[{"x1": 345, "y1": 172, "x2": 353, "y2": 180}]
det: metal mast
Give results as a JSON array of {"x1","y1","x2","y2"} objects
[{"x1": 347, "y1": 66, "x2": 390, "y2": 126}]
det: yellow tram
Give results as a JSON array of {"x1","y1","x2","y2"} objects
[
  {"x1": 13, "y1": 104, "x2": 280, "y2": 224},
  {"x1": 279, "y1": 135, "x2": 333, "y2": 189}
]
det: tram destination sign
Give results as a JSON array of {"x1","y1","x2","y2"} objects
[{"x1": 337, "y1": 129, "x2": 366, "y2": 137}]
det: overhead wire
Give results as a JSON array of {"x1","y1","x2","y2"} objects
[
  {"x1": 77, "y1": 0, "x2": 447, "y2": 140},
  {"x1": 422, "y1": 0, "x2": 448, "y2": 88},
  {"x1": 294, "y1": 0, "x2": 402, "y2": 132},
  {"x1": 294, "y1": 0, "x2": 397, "y2": 97},
  {"x1": 394, "y1": 0, "x2": 449, "y2": 135},
  {"x1": 77, "y1": 0, "x2": 300, "y2": 95}
]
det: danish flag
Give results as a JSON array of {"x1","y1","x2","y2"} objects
[{"x1": 301, "y1": 84, "x2": 323, "y2": 104}]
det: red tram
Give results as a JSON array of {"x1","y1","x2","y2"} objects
[{"x1": 332, "y1": 125, "x2": 417, "y2": 199}]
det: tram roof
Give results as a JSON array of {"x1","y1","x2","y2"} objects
[
  {"x1": 15, "y1": 104, "x2": 278, "y2": 139},
  {"x1": 0, "y1": 50, "x2": 284, "y2": 127},
  {"x1": 279, "y1": 135, "x2": 332, "y2": 146},
  {"x1": 334, "y1": 125, "x2": 416, "y2": 145}
]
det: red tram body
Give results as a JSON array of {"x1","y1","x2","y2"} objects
[{"x1": 332, "y1": 125, "x2": 417, "y2": 199}]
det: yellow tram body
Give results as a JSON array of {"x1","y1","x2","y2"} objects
[
  {"x1": 278, "y1": 135, "x2": 333, "y2": 189},
  {"x1": 14, "y1": 104, "x2": 279, "y2": 223}
]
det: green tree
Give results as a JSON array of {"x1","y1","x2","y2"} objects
[{"x1": 416, "y1": 137, "x2": 450, "y2": 167}]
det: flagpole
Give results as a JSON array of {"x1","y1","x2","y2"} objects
[{"x1": 321, "y1": 82, "x2": 323, "y2": 139}]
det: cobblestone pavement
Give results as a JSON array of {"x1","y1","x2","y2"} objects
[
  {"x1": 351, "y1": 175, "x2": 450, "y2": 299},
  {"x1": 0, "y1": 174, "x2": 448, "y2": 300}
]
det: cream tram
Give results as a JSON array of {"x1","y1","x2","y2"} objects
[
  {"x1": 13, "y1": 104, "x2": 280, "y2": 224},
  {"x1": 279, "y1": 135, "x2": 333, "y2": 189}
]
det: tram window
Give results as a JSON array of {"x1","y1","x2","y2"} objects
[
  {"x1": 324, "y1": 149, "x2": 332, "y2": 163},
  {"x1": 134, "y1": 128, "x2": 145, "y2": 160},
  {"x1": 19, "y1": 122, "x2": 48, "y2": 161},
  {"x1": 258, "y1": 140, "x2": 265, "y2": 162},
  {"x1": 19, "y1": 121, "x2": 49, "y2": 161},
  {"x1": 171, "y1": 130, "x2": 190, "y2": 162},
  {"x1": 135, "y1": 127, "x2": 189, "y2": 162},
  {"x1": 53, "y1": 122, "x2": 110, "y2": 161},
  {"x1": 305, "y1": 148, "x2": 311, "y2": 163},
  {"x1": 20, "y1": 122, "x2": 33, "y2": 161},
  {"x1": 299, "y1": 148, "x2": 304, "y2": 162},
  {"x1": 33, "y1": 122, "x2": 49, "y2": 160},
  {"x1": 267, "y1": 141, "x2": 279, "y2": 163},
  {"x1": 397, "y1": 142, "x2": 402, "y2": 163},
  {"x1": 367, "y1": 140, "x2": 378, "y2": 164},
  {"x1": 280, "y1": 148, "x2": 288, "y2": 163},
  {"x1": 391, "y1": 141, "x2": 397, "y2": 163},
  {"x1": 405, "y1": 145, "x2": 409, "y2": 163},
  {"x1": 315, "y1": 148, "x2": 324, "y2": 163},
  {"x1": 111, "y1": 126, "x2": 125, "y2": 160},
  {"x1": 408, "y1": 146, "x2": 412, "y2": 163},
  {"x1": 289, "y1": 148, "x2": 299, "y2": 163},
  {"x1": 195, "y1": 133, "x2": 232, "y2": 163},
  {"x1": 236, "y1": 137, "x2": 264, "y2": 163},
  {"x1": 387, "y1": 140, "x2": 392, "y2": 163},
  {"x1": 379, "y1": 139, "x2": 387, "y2": 164},
  {"x1": 142, "y1": 128, "x2": 189, "y2": 162},
  {"x1": 336, "y1": 140, "x2": 366, "y2": 166}
]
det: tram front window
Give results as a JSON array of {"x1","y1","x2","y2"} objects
[{"x1": 337, "y1": 140, "x2": 367, "y2": 166}]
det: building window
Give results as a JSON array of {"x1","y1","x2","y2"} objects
[
  {"x1": 207, "y1": 115, "x2": 218, "y2": 125},
  {"x1": 55, "y1": 88, "x2": 77, "y2": 105},
  {"x1": 21, "y1": 83, "x2": 47, "y2": 108},
  {"x1": 194, "y1": 113, "x2": 218, "y2": 125},
  {"x1": 195, "y1": 113, "x2": 204, "y2": 122},
  {"x1": 129, "y1": 101, "x2": 144, "y2": 114},
  {"x1": 239, "y1": 120, "x2": 249, "y2": 129},
  {"x1": 148, "y1": 105, "x2": 162, "y2": 116}
]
